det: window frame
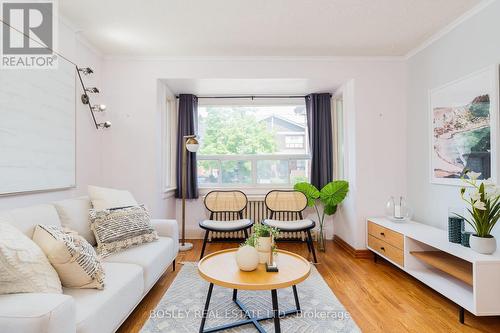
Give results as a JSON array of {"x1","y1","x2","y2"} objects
[{"x1": 196, "y1": 99, "x2": 310, "y2": 189}]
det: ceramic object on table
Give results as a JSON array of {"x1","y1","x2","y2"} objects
[
  {"x1": 235, "y1": 245, "x2": 259, "y2": 271},
  {"x1": 469, "y1": 235, "x2": 496, "y2": 254},
  {"x1": 256, "y1": 236, "x2": 271, "y2": 264}
]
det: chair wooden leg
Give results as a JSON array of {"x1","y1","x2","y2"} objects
[
  {"x1": 200, "y1": 230, "x2": 209, "y2": 260},
  {"x1": 243, "y1": 228, "x2": 249, "y2": 239},
  {"x1": 306, "y1": 229, "x2": 318, "y2": 263}
]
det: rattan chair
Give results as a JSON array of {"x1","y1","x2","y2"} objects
[
  {"x1": 262, "y1": 190, "x2": 317, "y2": 263},
  {"x1": 199, "y1": 190, "x2": 253, "y2": 259}
]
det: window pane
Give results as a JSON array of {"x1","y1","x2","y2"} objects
[
  {"x1": 290, "y1": 160, "x2": 310, "y2": 184},
  {"x1": 221, "y1": 160, "x2": 252, "y2": 184},
  {"x1": 257, "y1": 160, "x2": 289, "y2": 184},
  {"x1": 198, "y1": 104, "x2": 307, "y2": 155},
  {"x1": 197, "y1": 160, "x2": 219, "y2": 184}
]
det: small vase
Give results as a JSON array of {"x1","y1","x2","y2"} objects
[
  {"x1": 235, "y1": 245, "x2": 259, "y2": 271},
  {"x1": 317, "y1": 228, "x2": 326, "y2": 252},
  {"x1": 469, "y1": 235, "x2": 497, "y2": 254},
  {"x1": 257, "y1": 236, "x2": 271, "y2": 264}
]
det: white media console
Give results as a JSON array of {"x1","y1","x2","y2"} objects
[{"x1": 367, "y1": 217, "x2": 500, "y2": 323}]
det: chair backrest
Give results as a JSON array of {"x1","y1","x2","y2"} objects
[
  {"x1": 264, "y1": 190, "x2": 307, "y2": 219},
  {"x1": 204, "y1": 190, "x2": 248, "y2": 219}
]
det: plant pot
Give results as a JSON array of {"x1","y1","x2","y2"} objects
[
  {"x1": 235, "y1": 245, "x2": 259, "y2": 271},
  {"x1": 317, "y1": 228, "x2": 326, "y2": 252},
  {"x1": 256, "y1": 236, "x2": 271, "y2": 264},
  {"x1": 469, "y1": 235, "x2": 497, "y2": 254}
]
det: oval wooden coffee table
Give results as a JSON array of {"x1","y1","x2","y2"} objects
[{"x1": 198, "y1": 248, "x2": 311, "y2": 333}]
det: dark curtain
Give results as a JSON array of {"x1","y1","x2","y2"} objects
[
  {"x1": 305, "y1": 93, "x2": 333, "y2": 189},
  {"x1": 175, "y1": 94, "x2": 199, "y2": 199}
]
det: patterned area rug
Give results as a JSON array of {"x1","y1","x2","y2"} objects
[{"x1": 141, "y1": 262, "x2": 360, "y2": 333}]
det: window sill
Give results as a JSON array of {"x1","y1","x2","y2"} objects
[{"x1": 198, "y1": 186, "x2": 294, "y2": 199}]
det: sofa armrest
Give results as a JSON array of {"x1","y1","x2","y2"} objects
[
  {"x1": 151, "y1": 219, "x2": 179, "y2": 244},
  {"x1": 0, "y1": 293, "x2": 75, "y2": 333}
]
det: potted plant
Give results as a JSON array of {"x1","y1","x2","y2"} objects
[
  {"x1": 294, "y1": 180, "x2": 349, "y2": 252},
  {"x1": 457, "y1": 170, "x2": 500, "y2": 254},
  {"x1": 253, "y1": 224, "x2": 279, "y2": 264},
  {"x1": 235, "y1": 234, "x2": 259, "y2": 271}
]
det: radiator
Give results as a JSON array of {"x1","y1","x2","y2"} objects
[{"x1": 210, "y1": 200, "x2": 305, "y2": 240}]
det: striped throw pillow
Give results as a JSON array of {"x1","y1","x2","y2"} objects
[
  {"x1": 33, "y1": 225, "x2": 105, "y2": 289},
  {"x1": 89, "y1": 205, "x2": 158, "y2": 257}
]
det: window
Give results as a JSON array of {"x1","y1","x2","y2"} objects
[
  {"x1": 197, "y1": 102, "x2": 310, "y2": 187},
  {"x1": 285, "y1": 135, "x2": 304, "y2": 149},
  {"x1": 333, "y1": 95, "x2": 345, "y2": 179}
]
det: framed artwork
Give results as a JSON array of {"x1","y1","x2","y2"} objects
[{"x1": 430, "y1": 66, "x2": 498, "y2": 185}]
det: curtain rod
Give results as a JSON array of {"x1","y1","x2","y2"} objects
[{"x1": 175, "y1": 94, "x2": 332, "y2": 99}]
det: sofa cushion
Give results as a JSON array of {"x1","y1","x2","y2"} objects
[
  {"x1": 0, "y1": 293, "x2": 75, "y2": 333},
  {"x1": 53, "y1": 197, "x2": 95, "y2": 245},
  {"x1": 0, "y1": 204, "x2": 61, "y2": 237},
  {"x1": 33, "y1": 225, "x2": 105, "y2": 289},
  {"x1": 103, "y1": 237, "x2": 175, "y2": 290},
  {"x1": 88, "y1": 185, "x2": 138, "y2": 210},
  {"x1": 64, "y1": 262, "x2": 144, "y2": 333},
  {"x1": 0, "y1": 223, "x2": 62, "y2": 295}
]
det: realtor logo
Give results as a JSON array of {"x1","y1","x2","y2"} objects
[{"x1": 1, "y1": 0, "x2": 57, "y2": 69}]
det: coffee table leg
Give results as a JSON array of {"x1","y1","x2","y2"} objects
[
  {"x1": 199, "y1": 283, "x2": 214, "y2": 333},
  {"x1": 292, "y1": 285, "x2": 301, "y2": 312},
  {"x1": 232, "y1": 289, "x2": 237, "y2": 301},
  {"x1": 271, "y1": 289, "x2": 281, "y2": 333}
]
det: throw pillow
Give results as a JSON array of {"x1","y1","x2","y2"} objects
[
  {"x1": 33, "y1": 225, "x2": 105, "y2": 289},
  {"x1": 53, "y1": 196, "x2": 96, "y2": 245},
  {"x1": 0, "y1": 223, "x2": 62, "y2": 294},
  {"x1": 88, "y1": 185, "x2": 138, "y2": 210},
  {"x1": 89, "y1": 205, "x2": 158, "y2": 257}
]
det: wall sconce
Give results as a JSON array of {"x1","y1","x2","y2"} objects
[
  {"x1": 97, "y1": 121, "x2": 112, "y2": 129},
  {"x1": 85, "y1": 87, "x2": 99, "y2": 93},
  {"x1": 76, "y1": 65, "x2": 110, "y2": 130},
  {"x1": 91, "y1": 104, "x2": 107, "y2": 112},
  {"x1": 78, "y1": 67, "x2": 94, "y2": 75}
]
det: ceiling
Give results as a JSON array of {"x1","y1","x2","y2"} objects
[{"x1": 60, "y1": 0, "x2": 481, "y2": 57}]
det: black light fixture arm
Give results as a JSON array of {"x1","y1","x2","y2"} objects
[
  {"x1": 76, "y1": 65, "x2": 98, "y2": 129},
  {"x1": 76, "y1": 65, "x2": 110, "y2": 129}
]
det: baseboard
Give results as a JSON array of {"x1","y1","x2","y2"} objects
[{"x1": 333, "y1": 235, "x2": 373, "y2": 259}]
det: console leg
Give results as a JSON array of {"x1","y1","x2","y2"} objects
[
  {"x1": 459, "y1": 307, "x2": 464, "y2": 324},
  {"x1": 173, "y1": 259, "x2": 176, "y2": 271},
  {"x1": 373, "y1": 253, "x2": 378, "y2": 263}
]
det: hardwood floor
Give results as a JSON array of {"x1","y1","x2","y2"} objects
[{"x1": 118, "y1": 240, "x2": 500, "y2": 333}]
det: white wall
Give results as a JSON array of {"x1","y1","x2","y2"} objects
[
  {"x1": 0, "y1": 20, "x2": 105, "y2": 210},
  {"x1": 407, "y1": 0, "x2": 500, "y2": 238},
  {"x1": 101, "y1": 57, "x2": 407, "y2": 248}
]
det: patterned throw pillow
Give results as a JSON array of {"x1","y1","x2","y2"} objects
[
  {"x1": 89, "y1": 205, "x2": 158, "y2": 257},
  {"x1": 33, "y1": 225, "x2": 105, "y2": 289},
  {"x1": 0, "y1": 223, "x2": 62, "y2": 294}
]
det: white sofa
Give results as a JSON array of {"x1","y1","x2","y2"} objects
[{"x1": 0, "y1": 197, "x2": 179, "y2": 333}]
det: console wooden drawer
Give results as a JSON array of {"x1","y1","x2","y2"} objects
[
  {"x1": 368, "y1": 221, "x2": 404, "y2": 250},
  {"x1": 368, "y1": 235, "x2": 404, "y2": 266}
]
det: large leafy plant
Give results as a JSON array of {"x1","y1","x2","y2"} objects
[
  {"x1": 294, "y1": 180, "x2": 349, "y2": 250},
  {"x1": 458, "y1": 170, "x2": 500, "y2": 237}
]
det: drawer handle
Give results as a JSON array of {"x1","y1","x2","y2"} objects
[
  {"x1": 380, "y1": 247, "x2": 385, "y2": 251},
  {"x1": 380, "y1": 232, "x2": 385, "y2": 236}
]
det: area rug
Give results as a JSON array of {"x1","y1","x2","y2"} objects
[{"x1": 141, "y1": 262, "x2": 360, "y2": 333}]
